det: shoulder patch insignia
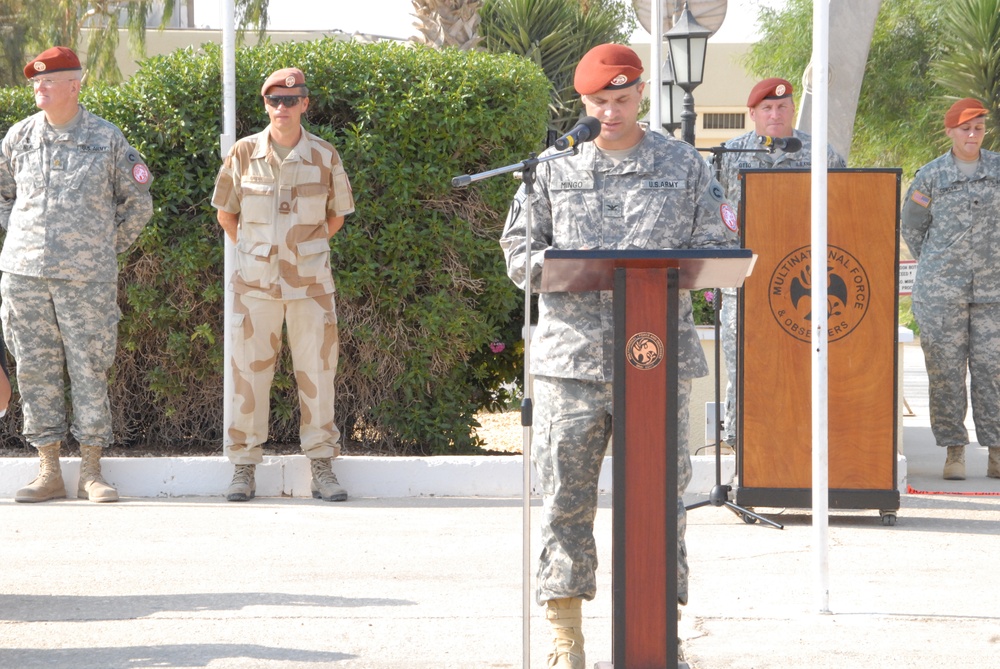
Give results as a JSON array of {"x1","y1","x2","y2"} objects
[
  {"x1": 709, "y1": 181, "x2": 726, "y2": 202},
  {"x1": 910, "y1": 190, "x2": 931, "y2": 208},
  {"x1": 132, "y1": 163, "x2": 151, "y2": 184},
  {"x1": 721, "y1": 203, "x2": 738, "y2": 232}
]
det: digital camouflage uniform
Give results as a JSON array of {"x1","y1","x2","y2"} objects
[
  {"x1": 900, "y1": 149, "x2": 1000, "y2": 451},
  {"x1": 212, "y1": 125, "x2": 354, "y2": 465},
  {"x1": 714, "y1": 129, "x2": 845, "y2": 444},
  {"x1": 0, "y1": 107, "x2": 153, "y2": 449},
  {"x1": 500, "y1": 130, "x2": 739, "y2": 606}
]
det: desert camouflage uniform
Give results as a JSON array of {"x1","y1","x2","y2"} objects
[
  {"x1": 212, "y1": 125, "x2": 354, "y2": 465},
  {"x1": 714, "y1": 129, "x2": 845, "y2": 445},
  {"x1": 500, "y1": 130, "x2": 739, "y2": 605},
  {"x1": 0, "y1": 107, "x2": 152, "y2": 448},
  {"x1": 901, "y1": 149, "x2": 1000, "y2": 450}
]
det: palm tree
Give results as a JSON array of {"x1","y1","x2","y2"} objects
[
  {"x1": 0, "y1": 0, "x2": 269, "y2": 84},
  {"x1": 479, "y1": 0, "x2": 634, "y2": 139},
  {"x1": 411, "y1": 0, "x2": 484, "y2": 50},
  {"x1": 932, "y1": 0, "x2": 1000, "y2": 151},
  {"x1": 0, "y1": 0, "x2": 44, "y2": 86}
]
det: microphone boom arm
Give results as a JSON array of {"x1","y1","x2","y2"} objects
[{"x1": 451, "y1": 147, "x2": 577, "y2": 189}]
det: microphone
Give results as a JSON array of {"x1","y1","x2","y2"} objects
[
  {"x1": 554, "y1": 116, "x2": 602, "y2": 150},
  {"x1": 758, "y1": 135, "x2": 802, "y2": 153}
]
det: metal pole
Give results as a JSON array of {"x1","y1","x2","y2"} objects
[
  {"x1": 650, "y1": 0, "x2": 663, "y2": 134},
  {"x1": 221, "y1": 0, "x2": 236, "y2": 449},
  {"x1": 681, "y1": 89, "x2": 696, "y2": 146},
  {"x1": 522, "y1": 202, "x2": 532, "y2": 669},
  {"x1": 810, "y1": 0, "x2": 831, "y2": 615}
]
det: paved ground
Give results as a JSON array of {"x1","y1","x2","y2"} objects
[{"x1": 1, "y1": 342, "x2": 998, "y2": 668}]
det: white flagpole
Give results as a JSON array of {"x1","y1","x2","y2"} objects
[
  {"x1": 221, "y1": 0, "x2": 236, "y2": 448},
  {"x1": 650, "y1": 0, "x2": 663, "y2": 134},
  {"x1": 811, "y1": 0, "x2": 831, "y2": 614}
]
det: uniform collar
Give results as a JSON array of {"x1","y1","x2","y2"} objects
[
  {"x1": 251, "y1": 124, "x2": 313, "y2": 162},
  {"x1": 575, "y1": 130, "x2": 655, "y2": 174}
]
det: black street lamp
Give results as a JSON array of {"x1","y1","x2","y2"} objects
[
  {"x1": 665, "y1": 2, "x2": 711, "y2": 145},
  {"x1": 660, "y1": 54, "x2": 685, "y2": 137}
]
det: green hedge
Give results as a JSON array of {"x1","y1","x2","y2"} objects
[{"x1": 0, "y1": 39, "x2": 550, "y2": 454}]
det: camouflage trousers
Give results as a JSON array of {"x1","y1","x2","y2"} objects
[
  {"x1": 226, "y1": 292, "x2": 341, "y2": 464},
  {"x1": 532, "y1": 374, "x2": 693, "y2": 606},
  {"x1": 720, "y1": 287, "x2": 738, "y2": 444},
  {"x1": 0, "y1": 274, "x2": 118, "y2": 449},
  {"x1": 913, "y1": 300, "x2": 1000, "y2": 448}
]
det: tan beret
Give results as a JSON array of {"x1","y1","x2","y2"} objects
[
  {"x1": 574, "y1": 44, "x2": 643, "y2": 96},
  {"x1": 747, "y1": 78, "x2": 793, "y2": 108},
  {"x1": 944, "y1": 98, "x2": 988, "y2": 128},
  {"x1": 24, "y1": 46, "x2": 81, "y2": 79},
  {"x1": 261, "y1": 67, "x2": 307, "y2": 96}
]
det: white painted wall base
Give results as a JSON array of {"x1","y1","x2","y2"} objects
[{"x1": 0, "y1": 453, "x2": 905, "y2": 499}]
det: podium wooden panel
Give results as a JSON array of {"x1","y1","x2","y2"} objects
[
  {"x1": 541, "y1": 249, "x2": 753, "y2": 669},
  {"x1": 735, "y1": 169, "x2": 901, "y2": 511}
]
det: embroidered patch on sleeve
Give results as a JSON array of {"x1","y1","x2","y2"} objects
[
  {"x1": 910, "y1": 190, "x2": 931, "y2": 208},
  {"x1": 720, "y1": 203, "x2": 738, "y2": 232},
  {"x1": 132, "y1": 163, "x2": 151, "y2": 184}
]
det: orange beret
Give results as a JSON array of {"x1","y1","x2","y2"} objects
[
  {"x1": 261, "y1": 67, "x2": 307, "y2": 96},
  {"x1": 24, "y1": 46, "x2": 81, "y2": 79},
  {"x1": 747, "y1": 78, "x2": 793, "y2": 108},
  {"x1": 944, "y1": 98, "x2": 988, "y2": 128},
  {"x1": 574, "y1": 44, "x2": 643, "y2": 95}
]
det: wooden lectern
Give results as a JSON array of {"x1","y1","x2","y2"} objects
[
  {"x1": 541, "y1": 248, "x2": 754, "y2": 669},
  {"x1": 735, "y1": 169, "x2": 902, "y2": 519}
]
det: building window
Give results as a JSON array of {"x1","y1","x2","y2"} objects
[{"x1": 703, "y1": 113, "x2": 746, "y2": 130}]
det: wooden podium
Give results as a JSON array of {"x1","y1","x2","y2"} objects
[
  {"x1": 541, "y1": 248, "x2": 754, "y2": 669},
  {"x1": 734, "y1": 169, "x2": 902, "y2": 518}
]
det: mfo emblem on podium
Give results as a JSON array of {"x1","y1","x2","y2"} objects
[
  {"x1": 768, "y1": 244, "x2": 871, "y2": 343},
  {"x1": 626, "y1": 331, "x2": 664, "y2": 370}
]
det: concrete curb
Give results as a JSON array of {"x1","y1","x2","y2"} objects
[{"x1": 0, "y1": 453, "x2": 905, "y2": 499}]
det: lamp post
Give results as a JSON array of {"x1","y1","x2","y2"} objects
[
  {"x1": 665, "y1": 2, "x2": 711, "y2": 146},
  {"x1": 660, "y1": 55, "x2": 685, "y2": 137}
]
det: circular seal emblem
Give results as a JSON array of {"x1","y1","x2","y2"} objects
[
  {"x1": 775, "y1": 84, "x2": 786, "y2": 96},
  {"x1": 132, "y1": 163, "x2": 150, "y2": 184},
  {"x1": 626, "y1": 332, "x2": 664, "y2": 370},
  {"x1": 284, "y1": 75, "x2": 296, "y2": 87},
  {"x1": 34, "y1": 61, "x2": 46, "y2": 72},
  {"x1": 610, "y1": 74, "x2": 628, "y2": 86},
  {"x1": 768, "y1": 245, "x2": 871, "y2": 343},
  {"x1": 720, "y1": 203, "x2": 738, "y2": 232}
]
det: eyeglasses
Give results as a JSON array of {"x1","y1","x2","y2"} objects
[
  {"x1": 32, "y1": 78, "x2": 77, "y2": 88},
  {"x1": 264, "y1": 95, "x2": 303, "y2": 108}
]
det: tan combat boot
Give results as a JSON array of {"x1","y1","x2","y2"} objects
[
  {"x1": 546, "y1": 597, "x2": 584, "y2": 669},
  {"x1": 226, "y1": 464, "x2": 256, "y2": 502},
  {"x1": 15, "y1": 442, "x2": 66, "y2": 503},
  {"x1": 79, "y1": 444, "x2": 119, "y2": 502},
  {"x1": 943, "y1": 445, "x2": 965, "y2": 480},
  {"x1": 988, "y1": 447, "x2": 1000, "y2": 479},
  {"x1": 310, "y1": 458, "x2": 348, "y2": 502}
]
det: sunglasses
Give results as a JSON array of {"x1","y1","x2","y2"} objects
[{"x1": 264, "y1": 95, "x2": 303, "y2": 108}]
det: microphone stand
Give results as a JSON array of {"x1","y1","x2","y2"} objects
[
  {"x1": 685, "y1": 143, "x2": 783, "y2": 529},
  {"x1": 452, "y1": 146, "x2": 578, "y2": 669}
]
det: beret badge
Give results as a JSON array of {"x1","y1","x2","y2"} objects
[
  {"x1": 610, "y1": 74, "x2": 628, "y2": 86},
  {"x1": 285, "y1": 75, "x2": 296, "y2": 87},
  {"x1": 775, "y1": 84, "x2": 786, "y2": 96},
  {"x1": 34, "y1": 62, "x2": 46, "y2": 72}
]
